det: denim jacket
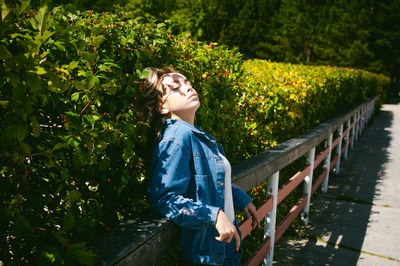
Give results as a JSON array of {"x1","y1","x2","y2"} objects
[{"x1": 149, "y1": 119, "x2": 252, "y2": 265}]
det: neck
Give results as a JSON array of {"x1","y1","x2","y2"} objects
[{"x1": 170, "y1": 113, "x2": 195, "y2": 126}]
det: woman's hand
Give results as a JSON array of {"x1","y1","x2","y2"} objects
[
  {"x1": 215, "y1": 209, "x2": 240, "y2": 251},
  {"x1": 244, "y1": 202, "x2": 261, "y2": 229}
]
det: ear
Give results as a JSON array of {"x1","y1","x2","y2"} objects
[{"x1": 158, "y1": 102, "x2": 170, "y2": 115}]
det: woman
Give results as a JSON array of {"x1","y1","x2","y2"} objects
[{"x1": 143, "y1": 66, "x2": 260, "y2": 265}]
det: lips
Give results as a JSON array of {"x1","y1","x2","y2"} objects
[{"x1": 188, "y1": 93, "x2": 198, "y2": 99}]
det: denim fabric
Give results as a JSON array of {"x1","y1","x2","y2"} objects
[{"x1": 149, "y1": 119, "x2": 252, "y2": 265}]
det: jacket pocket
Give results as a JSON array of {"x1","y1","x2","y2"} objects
[{"x1": 194, "y1": 174, "x2": 211, "y2": 203}]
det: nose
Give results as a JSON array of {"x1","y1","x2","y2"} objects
[{"x1": 184, "y1": 84, "x2": 193, "y2": 93}]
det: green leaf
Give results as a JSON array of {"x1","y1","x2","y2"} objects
[
  {"x1": 68, "y1": 61, "x2": 79, "y2": 71},
  {"x1": 71, "y1": 92, "x2": 80, "y2": 102},
  {"x1": 0, "y1": 44, "x2": 12, "y2": 59},
  {"x1": 137, "y1": 69, "x2": 149, "y2": 79},
  {"x1": 63, "y1": 215, "x2": 76, "y2": 231},
  {"x1": 15, "y1": 0, "x2": 30, "y2": 17},
  {"x1": 43, "y1": 251, "x2": 56, "y2": 263},
  {"x1": 65, "y1": 190, "x2": 81, "y2": 202},
  {"x1": 0, "y1": 100, "x2": 8, "y2": 108},
  {"x1": 4, "y1": 125, "x2": 28, "y2": 142},
  {"x1": 82, "y1": 52, "x2": 96, "y2": 68},
  {"x1": 15, "y1": 216, "x2": 30, "y2": 235},
  {"x1": 72, "y1": 150, "x2": 89, "y2": 167},
  {"x1": 35, "y1": 66, "x2": 47, "y2": 75},
  {"x1": 83, "y1": 114, "x2": 100, "y2": 126},
  {"x1": 1, "y1": 1, "x2": 11, "y2": 21},
  {"x1": 87, "y1": 76, "x2": 99, "y2": 89},
  {"x1": 54, "y1": 41, "x2": 66, "y2": 52},
  {"x1": 35, "y1": 5, "x2": 49, "y2": 35},
  {"x1": 52, "y1": 143, "x2": 69, "y2": 151},
  {"x1": 19, "y1": 142, "x2": 31, "y2": 154},
  {"x1": 65, "y1": 111, "x2": 79, "y2": 118},
  {"x1": 71, "y1": 80, "x2": 85, "y2": 91},
  {"x1": 28, "y1": 17, "x2": 38, "y2": 30},
  {"x1": 123, "y1": 123, "x2": 136, "y2": 137},
  {"x1": 93, "y1": 35, "x2": 105, "y2": 46},
  {"x1": 66, "y1": 243, "x2": 96, "y2": 266},
  {"x1": 11, "y1": 194, "x2": 24, "y2": 206}
]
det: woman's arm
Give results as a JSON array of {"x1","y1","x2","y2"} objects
[{"x1": 149, "y1": 140, "x2": 219, "y2": 230}]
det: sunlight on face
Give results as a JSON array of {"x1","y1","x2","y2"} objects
[{"x1": 159, "y1": 73, "x2": 200, "y2": 124}]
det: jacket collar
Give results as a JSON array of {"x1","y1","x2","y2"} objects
[{"x1": 164, "y1": 119, "x2": 217, "y2": 143}]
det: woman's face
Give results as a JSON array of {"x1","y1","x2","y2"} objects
[{"x1": 159, "y1": 73, "x2": 200, "y2": 121}]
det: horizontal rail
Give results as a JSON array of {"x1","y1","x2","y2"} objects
[
  {"x1": 239, "y1": 196, "x2": 274, "y2": 240},
  {"x1": 312, "y1": 168, "x2": 329, "y2": 195},
  {"x1": 343, "y1": 126, "x2": 350, "y2": 139},
  {"x1": 330, "y1": 154, "x2": 339, "y2": 169},
  {"x1": 314, "y1": 147, "x2": 330, "y2": 169},
  {"x1": 244, "y1": 237, "x2": 271, "y2": 266},
  {"x1": 275, "y1": 194, "x2": 308, "y2": 243},
  {"x1": 331, "y1": 134, "x2": 341, "y2": 150},
  {"x1": 277, "y1": 165, "x2": 310, "y2": 205}
]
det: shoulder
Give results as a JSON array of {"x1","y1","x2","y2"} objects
[{"x1": 158, "y1": 120, "x2": 196, "y2": 152}]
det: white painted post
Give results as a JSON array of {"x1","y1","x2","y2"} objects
[
  {"x1": 355, "y1": 109, "x2": 360, "y2": 142},
  {"x1": 264, "y1": 171, "x2": 279, "y2": 266},
  {"x1": 344, "y1": 119, "x2": 351, "y2": 159},
  {"x1": 351, "y1": 113, "x2": 356, "y2": 149},
  {"x1": 363, "y1": 105, "x2": 366, "y2": 130},
  {"x1": 322, "y1": 133, "x2": 333, "y2": 193},
  {"x1": 370, "y1": 102, "x2": 375, "y2": 120},
  {"x1": 365, "y1": 105, "x2": 368, "y2": 126},
  {"x1": 360, "y1": 106, "x2": 365, "y2": 134},
  {"x1": 334, "y1": 124, "x2": 343, "y2": 174},
  {"x1": 302, "y1": 147, "x2": 315, "y2": 225}
]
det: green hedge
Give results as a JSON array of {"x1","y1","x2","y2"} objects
[
  {"x1": 236, "y1": 60, "x2": 389, "y2": 157},
  {"x1": 0, "y1": 4, "x2": 244, "y2": 265},
  {"x1": 0, "y1": 3, "x2": 390, "y2": 265}
]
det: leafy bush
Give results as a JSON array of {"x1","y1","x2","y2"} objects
[
  {"x1": 0, "y1": 3, "x2": 389, "y2": 265},
  {"x1": 238, "y1": 59, "x2": 389, "y2": 152},
  {"x1": 0, "y1": 4, "x2": 242, "y2": 265}
]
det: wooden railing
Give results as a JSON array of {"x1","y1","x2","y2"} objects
[{"x1": 89, "y1": 96, "x2": 377, "y2": 266}]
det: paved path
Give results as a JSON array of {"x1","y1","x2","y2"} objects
[{"x1": 273, "y1": 103, "x2": 400, "y2": 265}]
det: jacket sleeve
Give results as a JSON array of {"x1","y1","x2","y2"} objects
[
  {"x1": 149, "y1": 140, "x2": 219, "y2": 230},
  {"x1": 232, "y1": 184, "x2": 252, "y2": 211},
  {"x1": 217, "y1": 143, "x2": 253, "y2": 211}
]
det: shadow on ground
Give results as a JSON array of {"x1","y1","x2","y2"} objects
[{"x1": 272, "y1": 107, "x2": 394, "y2": 265}]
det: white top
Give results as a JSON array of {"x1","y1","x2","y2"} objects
[{"x1": 217, "y1": 151, "x2": 235, "y2": 222}]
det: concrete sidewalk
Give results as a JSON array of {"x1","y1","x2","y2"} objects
[{"x1": 273, "y1": 103, "x2": 400, "y2": 265}]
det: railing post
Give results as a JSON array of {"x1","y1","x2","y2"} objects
[
  {"x1": 334, "y1": 124, "x2": 343, "y2": 173},
  {"x1": 322, "y1": 133, "x2": 333, "y2": 192},
  {"x1": 302, "y1": 147, "x2": 315, "y2": 225},
  {"x1": 364, "y1": 105, "x2": 367, "y2": 127},
  {"x1": 360, "y1": 106, "x2": 365, "y2": 134},
  {"x1": 264, "y1": 171, "x2": 279, "y2": 266},
  {"x1": 355, "y1": 109, "x2": 360, "y2": 142},
  {"x1": 351, "y1": 113, "x2": 356, "y2": 149},
  {"x1": 371, "y1": 100, "x2": 376, "y2": 118},
  {"x1": 344, "y1": 119, "x2": 350, "y2": 159}
]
